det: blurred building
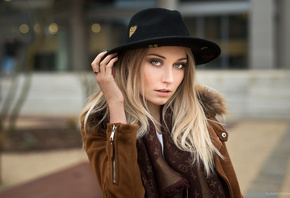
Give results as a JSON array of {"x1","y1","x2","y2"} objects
[
  {"x1": 1, "y1": 0, "x2": 290, "y2": 71},
  {"x1": 0, "y1": 0, "x2": 289, "y2": 119}
]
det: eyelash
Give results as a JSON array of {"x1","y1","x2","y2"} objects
[{"x1": 149, "y1": 59, "x2": 186, "y2": 69}]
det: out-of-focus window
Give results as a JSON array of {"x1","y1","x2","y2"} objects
[{"x1": 184, "y1": 13, "x2": 248, "y2": 69}]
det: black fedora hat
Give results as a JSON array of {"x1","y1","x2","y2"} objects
[{"x1": 107, "y1": 8, "x2": 221, "y2": 65}]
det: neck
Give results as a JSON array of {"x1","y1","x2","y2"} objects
[
  {"x1": 147, "y1": 103, "x2": 160, "y2": 121},
  {"x1": 147, "y1": 102, "x2": 162, "y2": 133}
]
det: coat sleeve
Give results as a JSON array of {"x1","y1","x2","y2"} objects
[
  {"x1": 207, "y1": 115, "x2": 244, "y2": 198},
  {"x1": 81, "y1": 122, "x2": 145, "y2": 198}
]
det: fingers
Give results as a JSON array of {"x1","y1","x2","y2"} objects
[
  {"x1": 106, "y1": 56, "x2": 118, "y2": 76},
  {"x1": 99, "y1": 53, "x2": 118, "y2": 74},
  {"x1": 91, "y1": 51, "x2": 106, "y2": 73},
  {"x1": 91, "y1": 51, "x2": 118, "y2": 75}
]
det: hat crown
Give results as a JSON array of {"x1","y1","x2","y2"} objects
[
  {"x1": 106, "y1": 8, "x2": 221, "y2": 65},
  {"x1": 125, "y1": 8, "x2": 190, "y2": 43}
]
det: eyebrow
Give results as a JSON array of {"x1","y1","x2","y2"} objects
[{"x1": 147, "y1": 53, "x2": 187, "y2": 61}]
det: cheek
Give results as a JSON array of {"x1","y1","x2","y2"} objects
[
  {"x1": 142, "y1": 65, "x2": 157, "y2": 85},
  {"x1": 175, "y1": 71, "x2": 185, "y2": 86},
  {"x1": 139, "y1": 65, "x2": 153, "y2": 94}
]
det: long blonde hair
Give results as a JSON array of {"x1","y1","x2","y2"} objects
[{"x1": 80, "y1": 47, "x2": 222, "y2": 176}]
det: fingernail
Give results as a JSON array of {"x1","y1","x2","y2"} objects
[{"x1": 102, "y1": 49, "x2": 108, "y2": 52}]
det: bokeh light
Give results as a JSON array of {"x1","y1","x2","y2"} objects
[
  {"x1": 91, "y1": 23, "x2": 101, "y2": 33},
  {"x1": 34, "y1": 24, "x2": 41, "y2": 33},
  {"x1": 48, "y1": 23, "x2": 58, "y2": 34},
  {"x1": 19, "y1": 24, "x2": 29, "y2": 34}
]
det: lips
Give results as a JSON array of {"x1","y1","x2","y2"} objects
[
  {"x1": 155, "y1": 89, "x2": 172, "y2": 96},
  {"x1": 156, "y1": 89, "x2": 171, "y2": 93}
]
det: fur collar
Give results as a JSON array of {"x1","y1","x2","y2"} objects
[{"x1": 196, "y1": 84, "x2": 228, "y2": 117}]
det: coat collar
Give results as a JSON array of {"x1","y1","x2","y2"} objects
[{"x1": 196, "y1": 83, "x2": 228, "y2": 117}]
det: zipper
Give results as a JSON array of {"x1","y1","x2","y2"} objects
[
  {"x1": 110, "y1": 125, "x2": 117, "y2": 141},
  {"x1": 183, "y1": 189, "x2": 188, "y2": 198},
  {"x1": 110, "y1": 125, "x2": 117, "y2": 184}
]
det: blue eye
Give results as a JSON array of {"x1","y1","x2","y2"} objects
[
  {"x1": 150, "y1": 59, "x2": 162, "y2": 66},
  {"x1": 174, "y1": 63, "x2": 185, "y2": 69}
]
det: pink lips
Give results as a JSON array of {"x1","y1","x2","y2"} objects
[{"x1": 155, "y1": 89, "x2": 172, "y2": 96}]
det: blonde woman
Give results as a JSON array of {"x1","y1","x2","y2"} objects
[{"x1": 80, "y1": 8, "x2": 243, "y2": 198}]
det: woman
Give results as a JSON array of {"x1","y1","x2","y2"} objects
[{"x1": 80, "y1": 8, "x2": 243, "y2": 198}]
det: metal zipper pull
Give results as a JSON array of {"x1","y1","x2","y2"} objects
[{"x1": 110, "y1": 125, "x2": 117, "y2": 142}]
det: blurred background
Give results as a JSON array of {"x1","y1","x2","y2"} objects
[{"x1": 0, "y1": 0, "x2": 289, "y2": 197}]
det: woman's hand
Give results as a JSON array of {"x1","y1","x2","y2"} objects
[
  {"x1": 91, "y1": 51, "x2": 122, "y2": 104},
  {"x1": 91, "y1": 51, "x2": 127, "y2": 123}
]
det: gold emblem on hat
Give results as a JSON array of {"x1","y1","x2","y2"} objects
[
  {"x1": 129, "y1": 25, "x2": 138, "y2": 38},
  {"x1": 148, "y1": 44, "x2": 159, "y2": 48}
]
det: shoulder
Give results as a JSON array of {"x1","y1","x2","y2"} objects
[
  {"x1": 195, "y1": 84, "x2": 229, "y2": 141},
  {"x1": 207, "y1": 115, "x2": 228, "y2": 143},
  {"x1": 81, "y1": 109, "x2": 109, "y2": 134}
]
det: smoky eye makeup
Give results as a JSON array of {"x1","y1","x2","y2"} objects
[
  {"x1": 147, "y1": 58, "x2": 163, "y2": 66},
  {"x1": 174, "y1": 63, "x2": 186, "y2": 69},
  {"x1": 173, "y1": 59, "x2": 188, "y2": 68}
]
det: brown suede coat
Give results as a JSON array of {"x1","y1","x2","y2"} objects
[{"x1": 81, "y1": 84, "x2": 243, "y2": 198}]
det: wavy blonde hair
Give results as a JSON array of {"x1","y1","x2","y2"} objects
[{"x1": 80, "y1": 47, "x2": 222, "y2": 176}]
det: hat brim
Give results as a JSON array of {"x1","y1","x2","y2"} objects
[{"x1": 106, "y1": 36, "x2": 221, "y2": 65}]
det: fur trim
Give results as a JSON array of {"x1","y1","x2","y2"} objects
[{"x1": 196, "y1": 84, "x2": 228, "y2": 117}]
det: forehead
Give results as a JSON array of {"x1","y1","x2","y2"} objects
[{"x1": 146, "y1": 46, "x2": 187, "y2": 58}]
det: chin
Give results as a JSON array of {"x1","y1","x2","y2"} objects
[
  {"x1": 153, "y1": 99, "x2": 169, "y2": 106},
  {"x1": 145, "y1": 96, "x2": 171, "y2": 107}
]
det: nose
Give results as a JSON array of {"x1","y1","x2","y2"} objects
[{"x1": 161, "y1": 66, "x2": 174, "y2": 84}]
